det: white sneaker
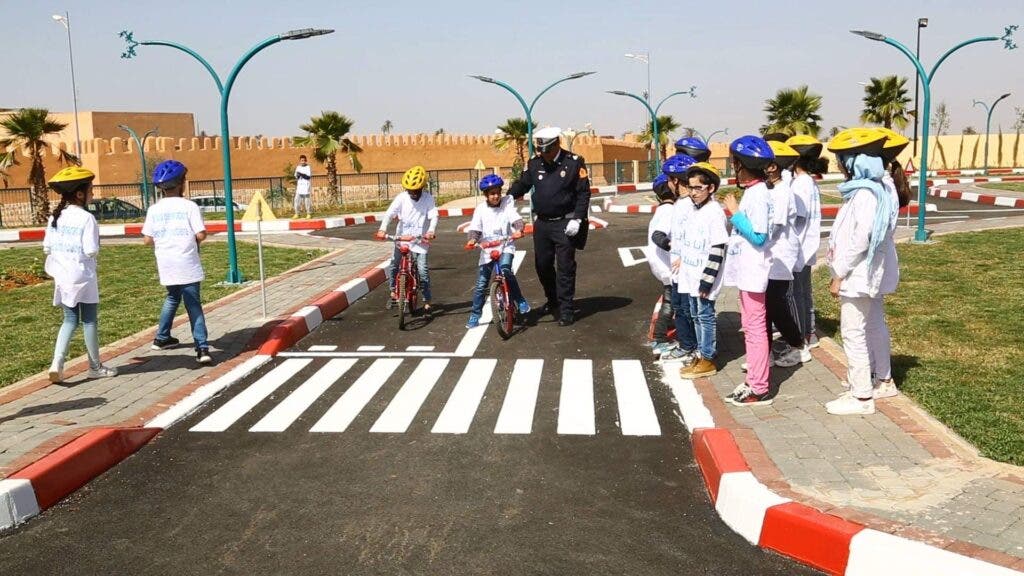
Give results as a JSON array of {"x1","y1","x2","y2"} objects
[
  {"x1": 48, "y1": 360, "x2": 64, "y2": 383},
  {"x1": 726, "y1": 382, "x2": 750, "y2": 400},
  {"x1": 799, "y1": 346, "x2": 813, "y2": 363},
  {"x1": 87, "y1": 365, "x2": 118, "y2": 379},
  {"x1": 826, "y1": 392, "x2": 875, "y2": 415},
  {"x1": 774, "y1": 346, "x2": 803, "y2": 368},
  {"x1": 873, "y1": 379, "x2": 899, "y2": 399},
  {"x1": 806, "y1": 334, "x2": 820, "y2": 349},
  {"x1": 740, "y1": 358, "x2": 775, "y2": 372}
]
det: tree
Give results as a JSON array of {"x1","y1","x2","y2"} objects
[
  {"x1": 859, "y1": 75, "x2": 912, "y2": 130},
  {"x1": 638, "y1": 115, "x2": 681, "y2": 161},
  {"x1": 0, "y1": 108, "x2": 79, "y2": 225},
  {"x1": 494, "y1": 118, "x2": 531, "y2": 172},
  {"x1": 293, "y1": 111, "x2": 363, "y2": 204},
  {"x1": 381, "y1": 120, "x2": 393, "y2": 135},
  {"x1": 434, "y1": 128, "x2": 445, "y2": 136},
  {"x1": 962, "y1": 126, "x2": 978, "y2": 135},
  {"x1": 761, "y1": 85, "x2": 823, "y2": 137},
  {"x1": 930, "y1": 101, "x2": 951, "y2": 168}
]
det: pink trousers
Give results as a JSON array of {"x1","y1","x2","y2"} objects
[{"x1": 739, "y1": 290, "x2": 770, "y2": 395}]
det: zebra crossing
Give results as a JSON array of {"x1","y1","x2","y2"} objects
[{"x1": 189, "y1": 357, "x2": 671, "y2": 437}]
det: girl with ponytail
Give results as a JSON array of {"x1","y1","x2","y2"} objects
[
  {"x1": 42, "y1": 167, "x2": 118, "y2": 383},
  {"x1": 785, "y1": 135, "x2": 828, "y2": 348}
]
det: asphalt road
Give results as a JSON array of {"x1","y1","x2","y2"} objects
[{"x1": 0, "y1": 210, "x2": 819, "y2": 575}]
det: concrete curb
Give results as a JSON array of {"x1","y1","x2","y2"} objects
[
  {"x1": 915, "y1": 175, "x2": 1024, "y2": 188},
  {"x1": 0, "y1": 256, "x2": 391, "y2": 531},
  {"x1": 660, "y1": 366, "x2": 1023, "y2": 575},
  {"x1": 927, "y1": 187, "x2": 1024, "y2": 208}
]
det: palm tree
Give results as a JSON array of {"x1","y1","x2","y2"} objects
[
  {"x1": 293, "y1": 111, "x2": 363, "y2": 204},
  {"x1": 494, "y1": 118, "x2": 531, "y2": 171},
  {"x1": 761, "y1": 85, "x2": 823, "y2": 137},
  {"x1": 860, "y1": 76, "x2": 912, "y2": 130},
  {"x1": 638, "y1": 115, "x2": 681, "y2": 161},
  {"x1": 0, "y1": 108, "x2": 78, "y2": 225},
  {"x1": 381, "y1": 119, "x2": 393, "y2": 135}
]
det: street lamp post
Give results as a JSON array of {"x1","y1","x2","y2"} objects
[
  {"x1": 912, "y1": 18, "x2": 928, "y2": 158},
  {"x1": 607, "y1": 87, "x2": 697, "y2": 171},
  {"x1": 851, "y1": 25, "x2": 1017, "y2": 243},
  {"x1": 468, "y1": 72, "x2": 596, "y2": 157},
  {"x1": 688, "y1": 128, "x2": 728, "y2": 144},
  {"x1": 118, "y1": 124, "x2": 158, "y2": 210},
  {"x1": 973, "y1": 93, "x2": 1011, "y2": 174},
  {"x1": 51, "y1": 13, "x2": 82, "y2": 157},
  {"x1": 120, "y1": 28, "x2": 334, "y2": 284}
]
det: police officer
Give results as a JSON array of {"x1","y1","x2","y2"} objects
[{"x1": 507, "y1": 126, "x2": 591, "y2": 326}]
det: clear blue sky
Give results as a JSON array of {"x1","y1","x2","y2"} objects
[{"x1": 4, "y1": 0, "x2": 1022, "y2": 139}]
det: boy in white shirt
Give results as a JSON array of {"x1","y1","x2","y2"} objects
[
  {"x1": 293, "y1": 154, "x2": 313, "y2": 219},
  {"x1": 375, "y1": 165, "x2": 439, "y2": 313},
  {"x1": 143, "y1": 160, "x2": 212, "y2": 364},
  {"x1": 645, "y1": 174, "x2": 677, "y2": 356},
  {"x1": 464, "y1": 174, "x2": 529, "y2": 328}
]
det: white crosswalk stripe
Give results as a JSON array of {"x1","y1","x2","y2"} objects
[{"x1": 190, "y1": 357, "x2": 667, "y2": 436}]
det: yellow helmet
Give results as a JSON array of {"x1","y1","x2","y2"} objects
[
  {"x1": 686, "y1": 161, "x2": 722, "y2": 187},
  {"x1": 48, "y1": 166, "x2": 95, "y2": 184},
  {"x1": 873, "y1": 127, "x2": 910, "y2": 162},
  {"x1": 768, "y1": 141, "x2": 800, "y2": 168},
  {"x1": 785, "y1": 134, "x2": 823, "y2": 159},
  {"x1": 401, "y1": 165, "x2": 427, "y2": 191},
  {"x1": 827, "y1": 127, "x2": 886, "y2": 157}
]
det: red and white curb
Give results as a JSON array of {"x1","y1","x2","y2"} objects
[
  {"x1": 662, "y1": 365, "x2": 1021, "y2": 575},
  {"x1": 0, "y1": 260, "x2": 390, "y2": 531},
  {"x1": 927, "y1": 187, "x2": 1024, "y2": 208},
  {"x1": 914, "y1": 175, "x2": 1024, "y2": 187}
]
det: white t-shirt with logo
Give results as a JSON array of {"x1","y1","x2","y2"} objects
[
  {"x1": 142, "y1": 196, "x2": 206, "y2": 286},
  {"x1": 43, "y1": 205, "x2": 100, "y2": 307},
  {"x1": 645, "y1": 202, "x2": 675, "y2": 286},
  {"x1": 295, "y1": 164, "x2": 312, "y2": 195},
  {"x1": 380, "y1": 192, "x2": 439, "y2": 254},
  {"x1": 767, "y1": 180, "x2": 799, "y2": 280},
  {"x1": 675, "y1": 199, "x2": 730, "y2": 300},
  {"x1": 791, "y1": 172, "x2": 822, "y2": 269},
  {"x1": 468, "y1": 196, "x2": 521, "y2": 266},
  {"x1": 723, "y1": 182, "x2": 772, "y2": 293}
]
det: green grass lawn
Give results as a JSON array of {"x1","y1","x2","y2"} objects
[
  {"x1": 0, "y1": 242, "x2": 325, "y2": 389},
  {"x1": 813, "y1": 228, "x2": 1024, "y2": 465},
  {"x1": 978, "y1": 182, "x2": 1024, "y2": 193}
]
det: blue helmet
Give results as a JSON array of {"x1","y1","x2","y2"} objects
[
  {"x1": 652, "y1": 173, "x2": 668, "y2": 188},
  {"x1": 478, "y1": 173, "x2": 504, "y2": 192},
  {"x1": 153, "y1": 160, "x2": 188, "y2": 189},
  {"x1": 662, "y1": 154, "x2": 695, "y2": 178},
  {"x1": 729, "y1": 135, "x2": 774, "y2": 171},
  {"x1": 674, "y1": 137, "x2": 711, "y2": 162}
]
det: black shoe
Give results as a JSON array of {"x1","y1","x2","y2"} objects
[
  {"x1": 558, "y1": 315, "x2": 575, "y2": 327},
  {"x1": 539, "y1": 302, "x2": 559, "y2": 318},
  {"x1": 196, "y1": 348, "x2": 213, "y2": 364},
  {"x1": 151, "y1": 337, "x2": 180, "y2": 350}
]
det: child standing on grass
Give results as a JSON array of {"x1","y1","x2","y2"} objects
[
  {"x1": 43, "y1": 167, "x2": 118, "y2": 382},
  {"x1": 143, "y1": 160, "x2": 213, "y2": 365}
]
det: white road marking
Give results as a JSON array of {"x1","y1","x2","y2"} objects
[
  {"x1": 432, "y1": 359, "x2": 497, "y2": 434},
  {"x1": 557, "y1": 359, "x2": 595, "y2": 435},
  {"x1": 191, "y1": 359, "x2": 311, "y2": 432},
  {"x1": 494, "y1": 359, "x2": 544, "y2": 434},
  {"x1": 308, "y1": 345, "x2": 338, "y2": 352},
  {"x1": 406, "y1": 345, "x2": 435, "y2": 351},
  {"x1": 310, "y1": 358, "x2": 403, "y2": 432},
  {"x1": 370, "y1": 359, "x2": 449, "y2": 433},
  {"x1": 358, "y1": 345, "x2": 385, "y2": 352},
  {"x1": 249, "y1": 359, "x2": 358, "y2": 432},
  {"x1": 618, "y1": 246, "x2": 648, "y2": 267},
  {"x1": 612, "y1": 360, "x2": 662, "y2": 436}
]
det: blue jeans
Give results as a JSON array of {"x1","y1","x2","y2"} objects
[
  {"x1": 471, "y1": 253, "x2": 524, "y2": 316},
  {"x1": 388, "y1": 247, "x2": 431, "y2": 302},
  {"x1": 157, "y1": 282, "x2": 209, "y2": 349},
  {"x1": 673, "y1": 287, "x2": 718, "y2": 360},
  {"x1": 53, "y1": 302, "x2": 101, "y2": 369}
]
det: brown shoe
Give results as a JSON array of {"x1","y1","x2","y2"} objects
[{"x1": 680, "y1": 358, "x2": 717, "y2": 378}]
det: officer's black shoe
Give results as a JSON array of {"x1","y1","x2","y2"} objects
[
  {"x1": 558, "y1": 315, "x2": 575, "y2": 327},
  {"x1": 539, "y1": 302, "x2": 559, "y2": 318}
]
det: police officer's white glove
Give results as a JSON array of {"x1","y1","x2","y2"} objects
[{"x1": 564, "y1": 219, "x2": 581, "y2": 237}]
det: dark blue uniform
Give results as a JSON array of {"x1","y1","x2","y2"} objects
[{"x1": 508, "y1": 150, "x2": 591, "y2": 323}]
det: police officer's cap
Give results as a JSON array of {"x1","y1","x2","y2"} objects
[{"x1": 534, "y1": 126, "x2": 562, "y2": 152}]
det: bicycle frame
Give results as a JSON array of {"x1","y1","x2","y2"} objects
[{"x1": 467, "y1": 236, "x2": 517, "y2": 338}]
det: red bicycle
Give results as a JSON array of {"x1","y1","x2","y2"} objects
[
  {"x1": 466, "y1": 235, "x2": 519, "y2": 339},
  {"x1": 380, "y1": 234, "x2": 427, "y2": 330}
]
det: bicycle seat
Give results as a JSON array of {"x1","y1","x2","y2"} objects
[{"x1": 399, "y1": 244, "x2": 411, "y2": 254}]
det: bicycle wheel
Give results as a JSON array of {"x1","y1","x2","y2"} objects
[
  {"x1": 491, "y1": 277, "x2": 514, "y2": 340},
  {"x1": 408, "y1": 269, "x2": 419, "y2": 315},
  {"x1": 397, "y1": 270, "x2": 409, "y2": 330}
]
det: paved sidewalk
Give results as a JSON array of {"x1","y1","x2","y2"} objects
[
  {"x1": 695, "y1": 214, "x2": 1024, "y2": 567},
  {"x1": 0, "y1": 234, "x2": 390, "y2": 477}
]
